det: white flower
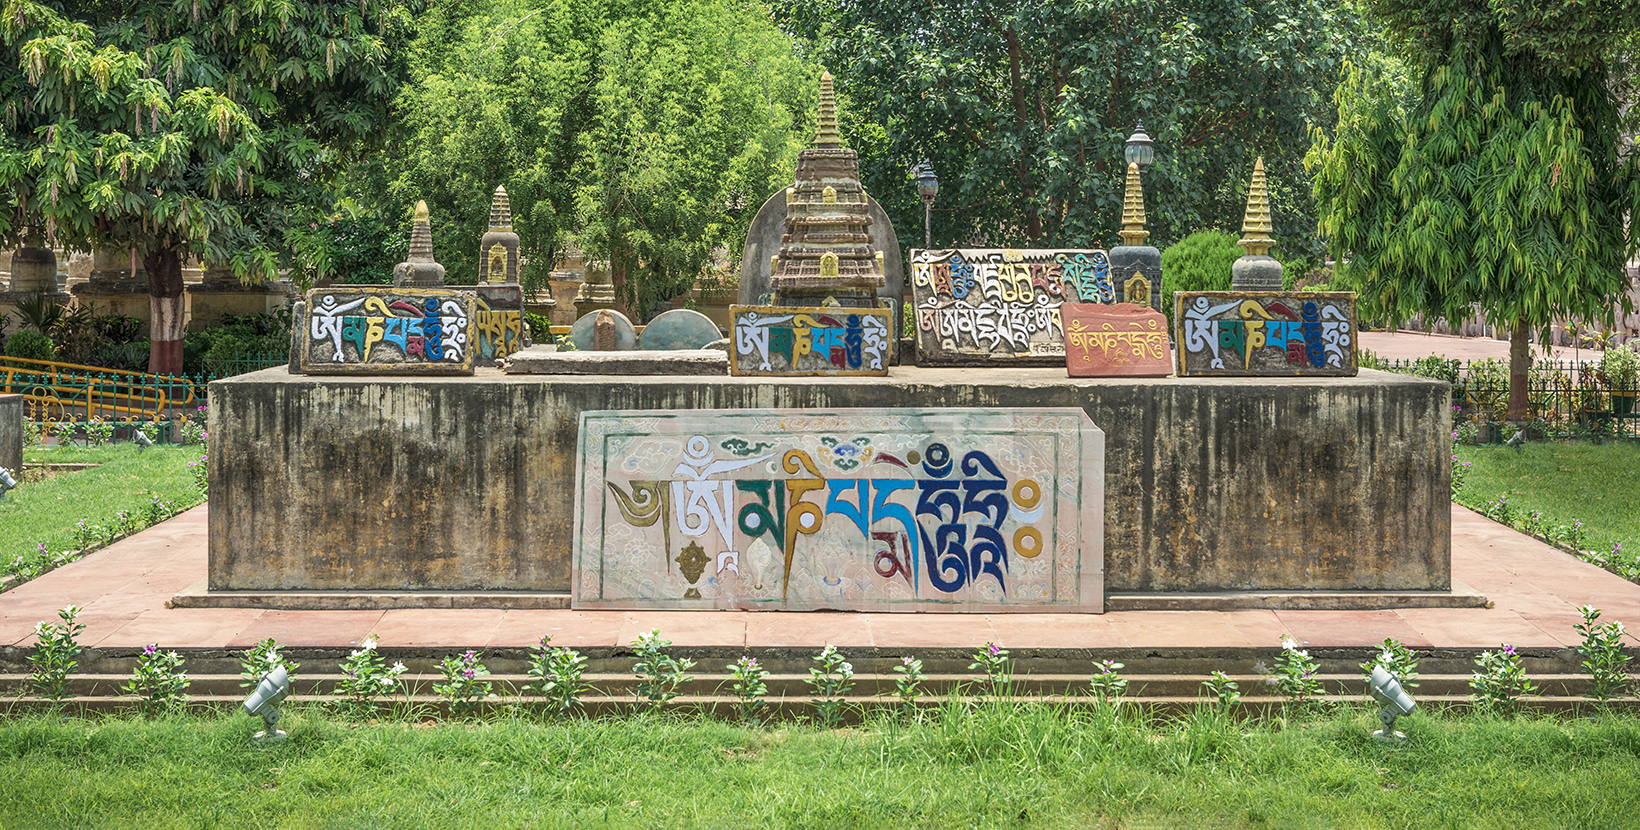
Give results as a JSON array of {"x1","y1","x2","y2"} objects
[
  {"x1": 1616, "y1": 622, "x2": 1626, "y2": 634},
  {"x1": 381, "y1": 677, "x2": 395, "y2": 688},
  {"x1": 348, "y1": 649, "x2": 362, "y2": 659},
  {"x1": 840, "y1": 661, "x2": 854, "y2": 676},
  {"x1": 60, "y1": 605, "x2": 80, "y2": 616},
  {"x1": 391, "y1": 662, "x2": 407, "y2": 675},
  {"x1": 266, "y1": 652, "x2": 281, "y2": 664},
  {"x1": 33, "y1": 622, "x2": 44, "y2": 635},
  {"x1": 360, "y1": 637, "x2": 378, "y2": 651}
]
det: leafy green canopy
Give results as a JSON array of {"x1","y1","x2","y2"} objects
[
  {"x1": 1308, "y1": 0, "x2": 1640, "y2": 337},
  {"x1": 357, "y1": 0, "x2": 815, "y2": 315},
  {"x1": 773, "y1": 0, "x2": 1364, "y2": 252},
  {"x1": 0, "y1": 0, "x2": 414, "y2": 279}
]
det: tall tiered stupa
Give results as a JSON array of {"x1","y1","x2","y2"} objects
[
  {"x1": 1230, "y1": 157, "x2": 1282, "y2": 291},
  {"x1": 770, "y1": 71, "x2": 885, "y2": 307},
  {"x1": 478, "y1": 185, "x2": 522, "y2": 285}
]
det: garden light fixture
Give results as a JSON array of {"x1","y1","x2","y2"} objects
[
  {"x1": 914, "y1": 160, "x2": 939, "y2": 248},
  {"x1": 1125, "y1": 121, "x2": 1155, "y2": 170},
  {"x1": 1505, "y1": 429, "x2": 1525, "y2": 452},
  {"x1": 242, "y1": 665, "x2": 291, "y2": 744},
  {"x1": 1367, "y1": 665, "x2": 1416, "y2": 744},
  {"x1": 134, "y1": 431, "x2": 154, "y2": 451},
  {"x1": 0, "y1": 467, "x2": 16, "y2": 497}
]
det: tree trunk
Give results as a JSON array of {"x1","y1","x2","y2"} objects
[
  {"x1": 146, "y1": 246, "x2": 186, "y2": 376},
  {"x1": 1507, "y1": 316, "x2": 1531, "y2": 422}
]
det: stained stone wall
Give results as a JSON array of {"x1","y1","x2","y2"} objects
[{"x1": 208, "y1": 368, "x2": 1450, "y2": 595}]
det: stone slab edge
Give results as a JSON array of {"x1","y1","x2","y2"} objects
[
  {"x1": 1105, "y1": 583, "x2": 1490, "y2": 612},
  {"x1": 170, "y1": 579, "x2": 570, "y2": 610},
  {"x1": 503, "y1": 347, "x2": 728, "y2": 375}
]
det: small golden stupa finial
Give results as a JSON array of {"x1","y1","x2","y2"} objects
[
  {"x1": 1238, "y1": 157, "x2": 1275, "y2": 257},
  {"x1": 815, "y1": 70, "x2": 842, "y2": 149},
  {"x1": 1118, "y1": 162, "x2": 1149, "y2": 246},
  {"x1": 488, "y1": 185, "x2": 512, "y2": 231},
  {"x1": 413, "y1": 200, "x2": 429, "y2": 223},
  {"x1": 408, "y1": 200, "x2": 434, "y2": 262}
]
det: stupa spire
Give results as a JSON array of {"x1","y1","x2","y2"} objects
[
  {"x1": 409, "y1": 200, "x2": 434, "y2": 262},
  {"x1": 1238, "y1": 157, "x2": 1275, "y2": 257},
  {"x1": 1118, "y1": 162, "x2": 1149, "y2": 246},
  {"x1": 815, "y1": 71, "x2": 842, "y2": 149},
  {"x1": 488, "y1": 185, "x2": 513, "y2": 232}
]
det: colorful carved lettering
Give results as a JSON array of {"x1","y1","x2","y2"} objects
[
  {"x1": 1174, "y1": 292, "x2": 1358, "y2": 376},
  {"x1": 302, "y1": 288, "x2": 475, "y2": 375},
  {"x1": 729, "y1": 305, "x2": 892, "y2": 377},
  {"x1": 912, "y1": 248, "x2": 1115, "y2": 366}
]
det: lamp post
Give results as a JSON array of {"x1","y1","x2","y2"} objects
[
  {"x1": 914, "y1": 160, "x2": 939, "y2": 248},
  {"x1": 1125, "y1": 121, "x2": 1154, "y2": 171}
]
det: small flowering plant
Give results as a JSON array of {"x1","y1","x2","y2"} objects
[
  {"x1": 806, "y1": 644, "x2": 855, "y2": 728},
  {"x1": 1267, "y1": 635, "x2": 1323, "y2": 703},
  {"x1": 1359, "y1": 638, "x2": 1420, "y2": 695},
  {"x1": 335, "y1": 636, "x2": 408, "y2": 711},
  {"x1": 1470, "y1": 644, "x2": 1537, "y2": 712},
  {"x1": 526, "y1": 636, "x2": 589, "y2": 717},
  {"x1": 1089, "y1": 659, "x2": 1129, "y2": 703},
  {"x1": 968, "y1": 642, "x2": 1011, "y2": 699},
  {"x1": 123, "y1": 644, "x2": 190, "y2": 715},
  {"x1": 238, "y1": 637, "x2": 300, "y2": 690},
  {"x1": 631, "y1": 629, "x2": 695, "y2": 712},
  {"x1": 435, "y1": 650, "x2": 495, "y2": 716},
  {"x1": 28, "y1": 605, "x2": 85, "y2": 702},
  {"x1": 727, "y1": 655, "x2": 770, "y2": 725},
  {"x1": 892, "y1": 656, "x2": 925, "y2": 715},
  {"x1": 1203, "y1": 671, "x2": 1242, "y2": 708},
  {"x1": 1573, "y1": 606, "x2": 1633, "y2": 701}
]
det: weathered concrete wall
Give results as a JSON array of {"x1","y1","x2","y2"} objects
[
  {"x1": 0, "y1": 394, "x2": 21, "y2": 475},
  {"x1": 209, "y1": 368, "x2": 1451, "y2": 593}
]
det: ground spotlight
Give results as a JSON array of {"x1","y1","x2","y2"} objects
[
  {"x1": 1505, "y1": 429, "x2": 1525, "y2": 452},
  {"x1": 242, "y1": 665, "x2": 291, "y2": 744},
  {"x1": 1368, "y1": 665, "x2": 1416, "y2": 744},
  {"x1": 0, "y1": 467, "x2": 17, "y2": 498},
  {"x1": 135, "y1": 431, "x2": 154, "y2": 451}
]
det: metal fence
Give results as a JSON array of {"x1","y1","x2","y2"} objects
[
  {"x1": 1375, "y1": 357, "x2": 1640, "y2": 440},
  {"x1": 1, "y1": 349, "x2": 288, "y2": 429}
]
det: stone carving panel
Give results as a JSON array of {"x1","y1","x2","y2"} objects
[
  {"x1": 302, "y1": 288, "x2": 475, "y2": 375},
  {"x1": 910, "y1": 248, "x2": 1115, "y2": 366},
  {"x1": 446, "y1": 283, "x2": 526, "y2": 365},
  {"x1": 572, "y1": 408, "x2": 1104, "y2": 612},
  {"x1": 1061, "y1": 302, "x2": 1172, "y2": 377},
  {"x1": 1174, "y1": 291, "x2": 1358, "y2": 377},
  {"x1": 729, "y1": 306, "x2": 892, "y2": 377}
]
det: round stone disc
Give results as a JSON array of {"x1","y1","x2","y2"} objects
[
  {"x1": 568, "y1": 309, "x2": 638, "y2": 351},
  {"x1": 638, "y1": 308, "x2": 723, "y2": 351}
]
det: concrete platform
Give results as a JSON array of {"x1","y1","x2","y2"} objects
[{"x1": 2, "y1": 503, "x2": 1634, "y2": 655}]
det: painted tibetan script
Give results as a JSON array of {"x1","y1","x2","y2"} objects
[
  {"x1": 302, "y1": 288, "x2": 475, "y2": 375},
  {"x1": 448, "y1": 284, "x2": 527, "y2": 365},
  {"x1": 572, "y1": 408, "x2": 1104, "y2": 612},
  {"x1": 1061, "y1": 302, "x2": 1172, "y2": 377},
  {"x1": 1174, "y1": 291, "x2": 1358, "y2": 377},
  {"x1": 911, "y1": 248, "x2": 1115, "y2": 366},
  {"x1": 729, "y1": 305, "x2": 891, "y2": 376}
]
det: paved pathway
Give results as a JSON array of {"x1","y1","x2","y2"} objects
[
  {"x1": 1, "y1": 504, "x2": 1637, "y2": 652},
  {"x1": 1360, "y1": 331, "x2": 1578, "y2": 363}
]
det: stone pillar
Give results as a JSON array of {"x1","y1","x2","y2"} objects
[
  {"x1": 0, "y1": 246, "x2": 73, "y2": 329},
  {"x1": 1231, "y1": 158, "x2": 1283, "y2": 292},
  {"x1": 186, "y1": 262, "x2": 288, "y2": 331},
  {"x1": 70, "y1": 246, "x2": 150, "y2": 330},
  {"x1": 1107, "y1": 162, "x2": 1163, "y2": 311},
  {"x1": 0, "y1": 393, "x2": 22, "y2": 476}
]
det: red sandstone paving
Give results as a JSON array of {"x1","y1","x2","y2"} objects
[
  {"x1": 1357, "y1": 331, "x2": 1572, "y2": 362},
  {"x1": 4, "y1": 503, "x2": 1640, "y2": 652}
]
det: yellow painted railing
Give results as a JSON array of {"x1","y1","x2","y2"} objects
[{"x1": 0, "y1": 356, "x2": 204, "y2": 422}]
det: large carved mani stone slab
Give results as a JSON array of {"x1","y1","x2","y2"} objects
[
  {"x1": 302, "y1": 288, "x2": 476, "y2": 375},
  {"x1": 910, "y1": 248, "x2": 1116, "y2": 367},
  {"x1": 729, "y1": 305, "x2": 892, "y2": 377},
  {"x1": 1174, "y1": 291, "x2": 1358, "y2": 377},
  {"x1": 572, "y1": 408, "x2": 1105, "y2": 612},
  {"x1": 1062, "y1": 302, "x2": 1172, "y2": 378}
]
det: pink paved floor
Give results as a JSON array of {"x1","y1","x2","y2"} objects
[
  {"x1": 1359, "y1": 330, "x2": 1576, "y2": 363},
  {"x1": 3, "y1": 504, "x2": 1638, "y2": 651}
]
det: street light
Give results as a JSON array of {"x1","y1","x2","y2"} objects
[
  {"x1": 914, "y1": 160, "x2": 939, "y2": 248},
  {"x1": 1125, "y1": 121, "x2": 1155, "y2": 170}
]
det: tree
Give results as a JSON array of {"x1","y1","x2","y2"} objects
[
  {"x1": 1309, "y1": 0, "x2": 1640, "y2": 419},
  {"x1": 0, "y1": 0, "x2": 414, "y2": 373},
  {"x1": 358, "y1": 0, "x2": 816, "y2": 319},
  {"x1": 773, "y1": 0, "x2": 1365, "y2": 254}
]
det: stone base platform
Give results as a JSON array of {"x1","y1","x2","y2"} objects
[
  {"x1": 170, "y1": 581, "x2": 571, "y2": 610},
  {"x1": 1105, "y1": 584, "x2": 1490, "y2": 612},
  {"x1": 206, "y1": 366, "x2": 1454, "y2": 609}
]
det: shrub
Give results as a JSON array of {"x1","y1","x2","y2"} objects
[
  {"x1": 435, "y1": 650, "x2": 494, "y2": 716},
  {"x1": 4, "y1": 329, "x2": 56, "y2": 361},
  {"x1": 124, "y1": 645, "x2": 190, "y2": 715},
  {"x1": 968, "y1": 642, "x2": 1011, "y2": 700},
  {"x1": 336, "y1": 636, "x2": 407, "y2": 712},
  {"x1": 526, "y1": 636, "x2": 589, "y2": 718},
  {"x1": 29, "y1": 605, "x2": 85, "y2": 702},
  {"x1": 892, "y1": 656, "x2": 925, "y2": 716},
  {"x1": 1573, "y1": 606, "x2": 1632, "y2": 701},
  {"x1": 1159, "y1": 230, "x2": 1239, "y2": 318},
  {"x1": 1089, "y1": 659, "x2": 1128, "y2": 703},
  {"x1": 727, "y1": 656, "x2": 770, "y2": 725},
  {"x1": 238, "y1": 637, "x2": 300, "y2": 690},
  {"x1": 1267, "y1": 635, "x2": 1323, "y2": 703},
  {"x1": 806, "y1": 644, "x2": 854, "y2": 728},
  {"x1": 631, "y1": 629, "x2": 694, "y2": 712}
]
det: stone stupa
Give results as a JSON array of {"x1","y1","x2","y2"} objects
[
  {"x1": 478, "y1": 185, "x2": 523, "y2": 286},
  {"x1": 769, "y1": 71, "x2": 885, "y2": 308},
  {"x1": 1108, "y1": 162, "x2": 1162, "y2": 310},
  {"x1": 393, "y1": 200, "x2": 446, "y2": 288},
  {"x1": 1230, "y1": 157, "x2": 1282, "y2": 291}
]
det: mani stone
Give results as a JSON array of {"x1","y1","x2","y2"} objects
[
  {"x1": 1106, "y1": 162, "x2": 1163, "y2": 312},
  {"x1": 569, "y1": 308, "x2": 637, "y2": 352},
  {"x1": 393, "y1": 200, "x2": 447, "y2": 288},
  {"x1": 1230, "y1": 157, "x2": 1283, "y2": 292},
  {"x1": 638, "y1": 308, "x2": 722, "y2": 351},
  {"x1": 478, "y1": 185, "x2": 527, "y2": 288},
  {"x1": 1062, "y1": 302, "x2": 1172, "y2": 378},
  {"x1": 769, "y1": 71, "x2": 886, "y2": 309}
]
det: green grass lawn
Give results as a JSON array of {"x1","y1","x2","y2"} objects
[
  {"x1": 1454, "y1": 441, "x2": 1640, "y2": 554},
  {"x1": 0, "y1": 443, "x2": 203, "y2": 561},
  {"x1": 0, "y1": 705, "x2": 1635, "y2": 829}
]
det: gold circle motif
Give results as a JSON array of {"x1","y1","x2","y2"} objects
[
  {"x1": 1014, "y1": 527, "x2": 1043, "y2": 559},
  {"x1": 1012, "y1": 479, "x2": 1042, "y2": 509}
]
